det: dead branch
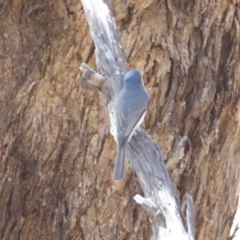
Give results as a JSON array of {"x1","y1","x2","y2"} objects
[{"x1": 80, "y1": 0, "x2": 194, "y2": 239}]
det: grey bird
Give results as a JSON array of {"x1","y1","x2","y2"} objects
[{"x1": 114, "y1": 70, "x2": 150, "y2": 182}]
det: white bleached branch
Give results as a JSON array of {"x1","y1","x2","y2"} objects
[{"x1": 80, "y1": 0, "x2": 194, "y2": 239}]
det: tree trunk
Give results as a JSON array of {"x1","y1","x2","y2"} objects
[{"x1": 0, "y1": 1, "x2": 239, "y2": 240}]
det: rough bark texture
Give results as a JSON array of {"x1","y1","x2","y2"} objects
[
  {"x1": 0, "y1": 1, "x2": 239, "y2": 240},
  {"x1": 80, "y1": 1, "x2": 192, "y2": 239}
]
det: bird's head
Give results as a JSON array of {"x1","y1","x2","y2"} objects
[{"x1": 124, "y1": 70, "x2": 142, "y2": 84}]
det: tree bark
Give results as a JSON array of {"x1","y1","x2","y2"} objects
[
  {"x1": 0, "y1": 0, "x2": 239, "y2": 240},
  {"x1": 80, "y1": 1, "x2": 194, "y2": 239}
]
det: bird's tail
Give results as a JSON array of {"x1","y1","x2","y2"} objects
[{"x1": 113, "y1": 143, "x2": 127, "y2": 182}]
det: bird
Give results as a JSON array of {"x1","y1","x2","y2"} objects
[{"x1": 113, "y1": 69, "x2": 150, "y2": 182}]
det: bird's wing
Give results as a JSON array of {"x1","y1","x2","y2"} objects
[{"x1": 116, "y1": 107, "x2": 147, "y2": 144}]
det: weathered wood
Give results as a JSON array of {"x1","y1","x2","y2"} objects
[{"x1": 80, "y1": 0, "x2": 193, "y2": 239}]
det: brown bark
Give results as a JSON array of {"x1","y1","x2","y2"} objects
[
  {"x1": 80, "y1": 1, "x2": 193, "y2": 238},
  {"x1": 0, "y1": 0, "x2": 239, "y2": 240}
]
